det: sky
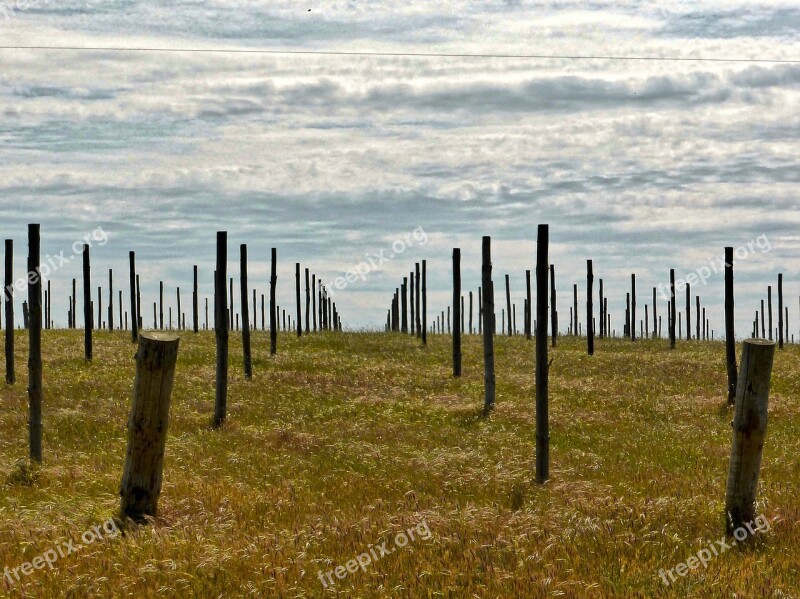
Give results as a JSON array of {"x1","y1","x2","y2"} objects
[{"x1": 0, "y1": 1, "x2": 798, "y2": 336}]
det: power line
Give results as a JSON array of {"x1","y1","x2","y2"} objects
[{"x1": 0, "y1": 45, "x2": 796, "y2": 63}]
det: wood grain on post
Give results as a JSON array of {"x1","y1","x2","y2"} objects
[
  {"x1": 725, "y1": 338, "x2": 775, "y2": 534},
  {"x1": 120, "y1": 331, "x2": 180, "y2": 522},
  {"x1": 453, "y1": 248, "x2": 461, "y2": 377},
  {"x1": 536, "y1": 225, "x2": 549, "y2": 483},
  {"x1": 240, "y1": 244, "x2": 252, "y2": 379},
  {"x1": 481, "y1": 237, "x2": 495, "y2": 414},
  {"x1": 28, "y1": 224, "x2": 43, "y2": 463},
  {"x1": 5, "y1": 239, "x2": 14, "y2": 384},
  {"x1": 270, "y1": 248, "x2": 277, "y2": 355},
  {"x1": 214, "y1": 232, "x2": 228, "y2": 427},
  {"x1": 83, "y1": 244, "x2": 92, "y2": 359}
]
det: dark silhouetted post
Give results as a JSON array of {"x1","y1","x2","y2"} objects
[
  {"x1": 481, "y1": 238, "x2": 495, "y2": 413},
  {"x1": 83, "y1": 244, "x2": 92, "y2": 360},
  {"x1": 725, "y1": 247, "x2": 737, "y2": 404},
  {"x1": 549, "y1": 264, "x2": 557, "y2": 346},
  {"x1": 422, "y1": 260, "x2": 427, "y2": 346},
  {"x1": 630, "y1": 274, "x2": 636, "y2": 342},
  {"x1": 28, "y1": 224, "x2": 43, "y2": 463},
  {"x1": 305, "y1": 268, "x2": 310, "y2": 334},
  {"x1": 536, "y1": 225, "x2": 549, "y2": 483},
  {"x1": 415, "y1": 263, "x2": 421, "y2": 338},
  {"x1": 587, "y1": 260, "x2": 594, "y2": 355},
  {"x1": 505, "y1": 274, "x2": 512, "y2": 336},
  {"x1": 669, "y1": 269, "x2": 676, "y2": 349},
  {"x1": 453, "y1": 248, "x2": 461, "y2": 377},
  {"x1": 295, "y1": 263, "x2": 302, "y2": 337},
  {"x1": 214, "y1": 232, "x2": 228, "y2": 427},
  {"x1": 270, "y1": 248, "x2": 277, "y2": 355},
  {"x1": 5, "y1": 239, "x2": 14, "y2": 383},
  {"x1": 193, "y1": 265, "x2": 199, "y2": 333},
  {"x1": 525, "y1": 270, "x2": 532, "y2": 340},
  {"x1": 240, "y1": 245, "x2": 252, "y2": 379},
  {"x1": 778, "y1": 274, "x2": 784, "y2": 350}
]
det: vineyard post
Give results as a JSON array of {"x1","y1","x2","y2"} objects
[
  {"x1": 481, "y1": 237, "x2": 495, "y2": 414},
  {"x1": 241, "y1": 244, "x2": 252, "y2": 379},
  {"x1": 536, "y1": 225, "x2": 549, "y2": 483},
  {"x1": 28, "y1": 224, "x2": 43, "y2": 463}
]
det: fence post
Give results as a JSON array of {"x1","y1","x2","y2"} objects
[
  {"x1": 295, "y1": 263, "x2": 302, "y2": 337},
  {"x1": 5, "y1": 239, "x2": 14, "y2": 384},
  {"x1": 724, "y1": 247, "x2": 737, "y2": 403},
  {"x1": 421, "y1": 260, "x2": 427, "y2": 346},
  {"x1": 453, "y1": 248, "x2": 461, "y2": 377},
  {"x1": 214, "y1": 232, "x2": 228, "y2": 427},
  {"x1": 587, "y1": 260, "x2": 594, "y2": 355},
  {"x1": 778, "y1": 274, "x2": 784, "y2": 350},
  {"x1": 669, "y1": 269, "x2": 676, "y2": 348},
  {"x1": 549, "y1": 265, "x2": 557, "y2": 347},
  {"x1": 725, "y1": 339, "x2": 775, "y2": 534},
  {"x1": 270, "y1": 248, "x2": 277, "y2": 354},
  {"x1": 119, "y1": 331, "x2": 180, "y2": 521},
  {"x1": 83, "y1": 244, "x2": 92, "y2": 359},
  {"x1": 481, "y1": 237, "x2": 495, "y2": 414},
  {"x1": 240, "y1": 244, "x2": 252, "y2": 379},
  {"x1": 28, "y1": 224, "x2": 43, "y2": 463},
  {"x1": 193, "y1": 265, "x2": 199, "y2": 333},
  {"x1": 536, "y1": 225, "x2": 549, "y2": 483}
]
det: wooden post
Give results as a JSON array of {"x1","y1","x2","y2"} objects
[
  {"x1": 573, "y1": 284, "x2": 578, "y2": 337},
  {"x1": 669, "y1": 269, "x2": 676, "y2": 349},
  {"x1": 725, "y1": 339, "x2": 775, "y2": 534},
  {"x1": 176, "y1": 288, "x2": 182, "y2": 331},
  {"x1": 214, "y1": 232, "x2": 228, "y2": 428},
  {"x1": 525, "y1": 270, "x2": 532, "y2": 340},
  {"x1": 108, "y1": 269, "x2": 114, "y2": 331},
  {"x1": 536, "y1": 225, "x2": 549, "y2": 483},
  {"x1": 587, "y1": 260, "x2": 594, "y2": 355},
  {"x1": 28, "y1": 224, "x2": 43, "y2": 463},
  {"x1": 72, "y1": 277, "x2": 77, "y2": 329},
  {"x1": 118, "y1": 290, "x2": 123, "y2": 330},
  {"x1": 481, "y1": 238, "x2": 495, "y2": 413},
  {"x1": 415, "y1": 263, "x2": 421, "y2": 338},
  {"x1": 304, "y1": 268, "x2": 310, "y2": 334},
  {"x1": 422, "y1": 260, "x2": 427, "y2": 346},
  {"x1": 193, "y1": 265, "x2": 199, "y2": 333},
  {"x1": 505, "y1": 274, "x2": 512, "y2": 336},
  {"x1": 549, "y1": 264, "x2": 557, "y2": 347},
  {"x1": 410, "y1": 271, "x2": 415, "y2": 336},
  {"x1": 453, "y1": 248, "x2": 462, "y2": 377},
  {"x1": 478, "y1": 286, "x2": 482, "y2": 335},
  {"x1": 469, "y1": 291, "x2": 474, "y2": 335},
  {"x1": 760, "y1": 300, "x2": 765, "y2": 338},
  {"x1": 778, "y1": 274, "x2": 784, "y2": 350},
  {"x1": 767, "y1": 286, "x2": 773, "y2": 340},
  {"x1": 311, "y1": 274, "x2": 317, "y2": 332},
  {"x1": 136, "y1": 274, "x2": 142, "y2": 329},
  {"x1": 83, "y1": 244, "x2": 92, "y2": 360},
  {"x1": 598, "y1": 278, "x2": 604, "y2": 339},
  {"x1": 5, "y1": 239, "x2": 14, "y2": 384},
  {"x1": 270, "y1": 248, "x2": 277, "y2": 355},
  {"x1": 240, "y1": 245, "x2": 252, "y2": 379},
  {"x1": 401, "y1": 278, "x2": 408, "y2": 333},
  {"x1": 295, "y1": 263, "x2": 302, "y2": 337},
  {"x1": 724, "y1": 247, "x2": 737, "y2": 403},
  {"x1": 229, "y1": 277, "x2": 234, "y2": 331},
  {"x1": 652, "y1": 286, "x2": 657, "y2": 339},
  {"x1": 686, "y1": 283, "x2": 691, "y2": 341},
  {"x1": 119, "y1": 331, "x2": 180, "y2": 521},
  {"x1": 630, "y1": 273, "x2": 636, "y2": 342}
]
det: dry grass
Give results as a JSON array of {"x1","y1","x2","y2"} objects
[{"x1": 0, "y1": 330, "x2": 798, "y2": 597}]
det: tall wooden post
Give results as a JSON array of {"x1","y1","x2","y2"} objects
[
  {"x1": 136, "y1": 274, "x2": 142, "y2": 329},
  {"x1": 587, "y1": 260, "x2": 594, "y2": 355},
  {"x1": 120, "y1": 331, "x2": 180, "y2": 521},
  {"x1": 453, "y1": 248, "x2": 462, "y2": 377},
  {"x1": 481, "y1": 237, "x2": 495, "y2": 413},
  {"x1": 401, "y1": 278, "x2": 408, "y2": 334},
  {"x1": 652, "y1": 287, "x2": 657, "y2": 339},
  {"x1": 469, "y1": 291, "x2": 474, "y2": 335},
  {"x1": 270, "y1": 248, "x2": 277, "y2": 355},
  {"x1": 192, "y1": 265, "x2": 199, "y2": 333},
  {"x1": 421, "y1": 260, "x2": 427, "y2": 346},
  {"x1": 311, "y1": 274, "x2": 317, "y2": 332},
  {"x1": 304, "y1": 268, "x2": 310, "y2": 334},
  {"x1": 240, "y1": 245, "x2": 252, "y2": 379},
  {"x1": 83, "y1": 244, "x2": 92, "y2": 360},
  {"x1": 505, "y1": 274, "x2": 512, "y2": 336},
  {"x1": 410, "y1": 271, "x2": 415, "y2": 336},
  {"x1": 599, "y1": 278, "x2": 604, "y2": 338},
  {"x1": 525, "y1": 270, "x2": 532, "y2": 340},
  {"x1": 685, "y1": 284, "x2": 691, "y2": 340},
  {"x1": 725, "y1": 247, "x2": 737, "y2": 404},
  {"x1": 28, "y1": 224, "x2": 43, "y2": 463},
  {"x1": 573, "y1": 284, "x2": 578, "y2": 337},
  {"x1": 549, "y1": 264, "x2": 557, "y2": 346},
  {"x1": 725, "y1": 339, "x2": 775, "y2": 534},
  {"x1": 630, "y1": 273, "x2": 636, "y2": 342},
  {"x1": 669, "y1": 269, "x2": 676, "y2": 349},
  {"x1": 108, "y1": 269, "x2": 114, "y2": 331},
  {"x1": 778, "y1": 274, "x2": 784, "y2": 350},
  {"x1": 5, "y1": 239, "x2": 14, "y2": 384},
  {"x1": 229, "y1": 277, "x2": 234, "y2": 331},
  {"x1": 176, "y1": 288, "x2": 182, "y2": 331},
  {"x1": 415, "y1": 263, "x2": 421, "y2": 338},
  {"x1": 536, "y1": 225, "x2": 549, "y2": 483},
  {"x1": 214, "y1": 232, "x2": 228, "y2": 428}
]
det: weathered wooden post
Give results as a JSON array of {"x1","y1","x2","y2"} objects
[
  {"x1": 304, "y1": 268, "x2": 310, "y2": 334},
  {"x1": 421, "y1": 260, "x2": 427, "y2": 346},
  {"x1": 481, "y1": 237, "x2": 495, "y2": 414},
  {"x1": 536, "y1": 224, "x2": 549, "y2": 483},
  {"x1": 778, "y1": 274, "x2": 784, "y2": 350},
  {"x1": 410, "y1": 271, "x2": 415, "y2": 336},
  {"x1": 598, "y1": 278, "x2": 604, "y2": 339},
  {"x1": 28, "y1": 224, "x2": 43, "y2": 463},
  {"x1": 685, "y1": 284, "x2": 691, "y2": 341},
  {"x1": 549, "y1": 264, "x2": 557, "y2": 347},
  {"x1": 760, "y1": 300, "x2": 765, "y2": 338},
  {"x1": 724, "y1": 247, "x2": 737, "y2": 403},
  {"x1": 453, "y1": 248, "x2": 462, "y2": 377},
  {"x1": 120, "y1": 331, "x2": 180, "y2": 522},
  {"x1": 119, "y1": 290, "x2": 123, "y2": 331},
  {"x1": 415, "y1": 263, "x2": 421, "y2": 338},
  {"x1": 176, "y1": 288, "x2": 182, "y2": 331},
  {"x1": 587, "y1": 260, "x2": 594, "y2": 355},
  {"x1": 469, "y1": 291, "x2": 474, "y2": 335},
  {"x1": 669, "y1": 269, "x2": 676, "y2": 349},
  {"x1": 295, "y1": 263, "x2": 302, "y2": 337},
  {"x1": 725, "y1": 338, "x2": 775, "y2": 534},
  {"x1": 108, "y1": 269, "x2": 114, "y2": 331},
  {"x1": 630, "y1": 273, "x2": 636, "y2": 342},
  {"x1": 652, "y1": 287, "x2": 657, "y2": 339},
  {"x1": 478, "y1": 286, "x2": 482, "y2": 335},
  {"x1": 525, "y1": 270, "x2": 532, "y2": 340},
  {"x1": 767, "y1": 286, "x2": 773, "y2": 341},
  {"x1": 270, "y1": 248, "x2": 277, "y2": 355},
  {"x1": 5, "y1": 239, "x2": 14, "y2": 384},
  {"x1": 136, "y1": 274, "x2": 142, "y2": 329},
  {"x1": 229, "y1": 277, "x2": 234, "y2": 331},
  {"x1": 240, "y1": 245, "x2": 252, "y2": 379},
  {"x1": 83, "y1": 244, "x2": 92, "y2": 359},
  {"x1": 401, "y1": 277, "x2": 408, "y2": 333},
  {"x1": 504, "y1": 274, "x2": 512, "y2": 336},
  {"x1": 193, "y1": 265, "x2": 199, "y2": 333},
  {"x1": 214, "y1": 232, "x2": 228, "y2": 428}
]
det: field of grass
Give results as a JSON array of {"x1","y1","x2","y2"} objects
[{"x1": 0, "y1": 329, "x2": 798, "y2": 597}]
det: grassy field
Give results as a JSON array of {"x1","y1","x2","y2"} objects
[{"x1": 0, "y1": 329, "x2": 798, "y2": 598}]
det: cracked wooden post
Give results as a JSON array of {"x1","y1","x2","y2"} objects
[
  {"x1": 120, "y1": 331, "x2": 180, "y2": 522},
  {"x1": 725, "y1": 338, "x2": 775, "y2": 535}
]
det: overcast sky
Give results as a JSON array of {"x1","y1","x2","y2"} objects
[{"x1": 1, "y1": 1, "x2": 798, "y2": 336}]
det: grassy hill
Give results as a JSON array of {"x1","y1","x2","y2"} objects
[{"x1": 1, "y1": 330, "x2": 798, "y2": 597}]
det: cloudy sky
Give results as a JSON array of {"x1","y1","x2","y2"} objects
[{"x1": 0, "y1": 1, "x2": 798, "y2": 336}]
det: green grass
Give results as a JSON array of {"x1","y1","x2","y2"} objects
[{"x1": 1, "y1": 330, "x2": 798, "y2": 597}]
